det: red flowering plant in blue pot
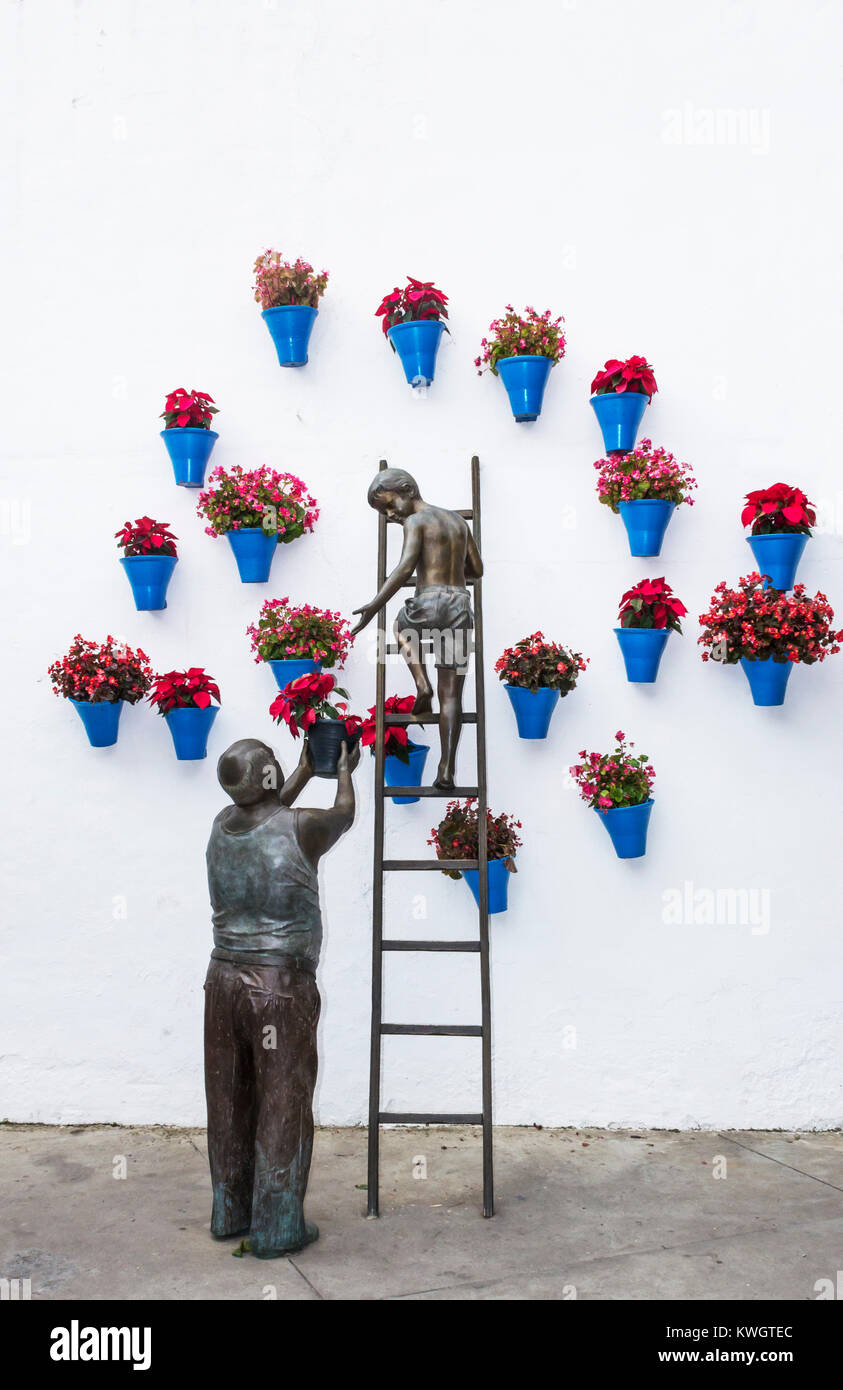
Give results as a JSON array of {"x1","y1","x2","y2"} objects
[
  {"x1": 159, "y1": 387, "x2": 219, "y2": 488},
  {"x1": 594, "y1": 438, "x2": 696, "y2": 557},
  {"x1": 254, "y1": 250, "x2": 329, "y2": 367},
  {"x1": 495, "y1": 632, "x2": 588, "y2": 739},
  {"x1": 476, "y1": 304, "x2": 566, "y2": 422},
  {"x1": 197, "y1": 465, "x2": 319, "y2": 584},
  {"x1": 358, "y1": 694, "x2": 429, "y2": 804},
  {"x1": 149, "y1": 667, "x2": 221, "y2": 761},
  {"x1": 376, "y1": 277, "x2": 450, "y2": 388},
  {"x1": 428, "y1": 799, "x2": 523, "y2": 915},
  {"x1": 247, "y1": 597, "x2": 353, "y2": 690},
  {"x1": 270, "y1": 671, "x2": 361, "y2": 779},
  {"x1": 570, "y1": 732, "x2": 655, "y2": 859},
  {"x1": 615, "y1": 578, "x2": 686, "y2": 684},
  {"x1": 48, "y1": 635, "x2": 152, "y2": 748},
  {"x1": 115, "y1": 516, "x2": 179, "y2": 611},
  {"x1": 742, "y1": 483, "x2": 816, "y2": 591},
  {"x1": 590, "y1": 355, "x2": 658, "y2": 453}
]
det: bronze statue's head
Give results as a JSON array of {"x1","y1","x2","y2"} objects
[
  {"x1": 217, "y1": 739, "x2": 283, "y2": 806},
  {"x1": 367, "y1": 468, "x2": 420, "y2": 521}
]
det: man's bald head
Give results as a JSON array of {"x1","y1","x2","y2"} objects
[{"x1": 217, "y1": 739, "x2": 283, "y2": 806}]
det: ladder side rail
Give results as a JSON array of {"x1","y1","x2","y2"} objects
[{"x1": 366, "y1": 459, "x2": 389, "y2": 1217}]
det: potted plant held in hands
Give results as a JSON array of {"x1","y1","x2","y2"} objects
[
  {"x1": 159, "y1": 388, "x2": 219, "y2": 488},
  {"x1": 742, "y1": 483, "x2": 815, "y2": 591},
  {"x1": 594, "y1": 438, "x2": 697, "y2": 556},
  {"x1": 149, "y1": 668, "x2": 221, "y2": 760},
  {"x1": 698, "y1": 573, "x2": 842, "y2": 706},
  {"x1": 48, "y1": 635, "x2": 152, "y2": 747},
  {"x1": 197, "y1": 465, "x2": 319, "y2": 583},
  {"x1": 359, "y1": 694, "x2": 429, "y2": 804},
  {"x1": 428, "y1": 799, "x2": 522, "y2": 915},
  {"x1": 246, "y1": 598, "x2": 353, "y2": 690},
  {"x1": 570, "y1": 733, "x2": 655, "y2": 860},
  {"x1": 615, "y1": 578, "x2": 686, "y2": 683},
  {"x1": 115, "y1": 516, "x2": 178, "y2": 611},
  {"x1": 494, "y1": 633, "x2": 588, "y2": 739},
  {"x1": 254, "y1": 250, "x2": 328, "y2": 367},
  {"x1": 475, "y1": 305, "x2": 566, "y2": 422},
  {"x1": 590, "y1": 356, "x2": 658, "y2": 454},
  {"x1": 375, "y1": 277, "x2": 449, "y2": 387},
  {"x1": 270, "y1": 671, "x2": 361, "y2": 778}
]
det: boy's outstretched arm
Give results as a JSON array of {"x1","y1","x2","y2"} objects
[
  {"x1": 296, "y1": 741, "x2": 359, "y2": 863},
  {"x1": 350, "y1": 517, "x2": 423, "y2": 636}
]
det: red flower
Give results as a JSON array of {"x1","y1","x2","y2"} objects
[
  {"x1": 741, "y1": 484, "x2": 816, "y2": 536},
  {"x1": 115, "y1": 516, "x2": 178, "y2": 558},
  {"x1": 160, "y1": 388, "x2": 218, "y2": 431},
  {"x1": 148, "y1": 668, "x2": 220, "y2": 715},
  {"x1": 591, "y1": 355, "x2": 658, "y2": 401},
  {"x1": 376, "y1": 277, "x2": 449, "y2": 337},
  {"x1": 618, "y1": 578, "x2": 686, "y2": 632}
]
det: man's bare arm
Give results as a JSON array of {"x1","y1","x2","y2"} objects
[
  {"x1": 296, "y1": 742, "x2": 359, "y2": 863},
  {"x1": 278, "y1": 740, "x2": 314, "y2": 807},
  {"x1": 350, "y1": 518, "x2": 424, "y2": 636}
]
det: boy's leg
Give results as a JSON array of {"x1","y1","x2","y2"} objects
[
  {"x1": 393, "y1": 616, "x2": 433, "y2": 715},
  {"x1": 435, "y1": 668, "x2": 466, "y2": 788},
  {"x1": 204, "y1": 961, "x2": 256, "y2": 1238}
]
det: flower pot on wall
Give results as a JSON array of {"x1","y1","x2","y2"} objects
[
  {"x1": 614, "y1": 628, "x2": 671, "y2": 683},
  {"x1": 461, "y1": 857, "x2": 511, "y2": 915},
  {"x1": 595, "y1": 800, "x2": 653, "y2": 859},
  {"x1": 120, "y1": 554, "x2": 178, "y2": 611},
  {"x1": 70, "y1": 698, "x2": 123, "y2": 748},
  {"x1": 306, "y1": 719, "x2": 360, "y2": 778},
  {"x1": 740, "y1": 657, "x2": 793, "y2": 706},
  {"x1": 161, "y1": 428, "x2": 218, "y2": 488},
  {"x1": 618, "y1": 500, "x2": 676, "y2": 556},
  {"x1": 504, "y1": 685, "x2": 560, "y2": 739},
  {"x1": 261, "y1": 305, "x2": 318, "y2": 367},
  {"x1": 590, "y1": 391, "x2": 648, "y2": 454},
  {"x1": 387, "y1": 320, "x2": 445, "y2": 387},
  {"x1": 747, "y1": 534, "x2": 808, "y2": 591},
  {"x1": 164, "y1": 705, "x2": 219, "y2": 760},
  {"x1": 383, "y1": 741, "x2": 429, "y2": 804},
  {"x1": 226, "y1": 528, "x2": 278, "y2": 583},
  {"x1": 497, "y1": 355, "x2": 552, "y2": 422},
  {"x1": 267, "y1": 658, "x2": 323, "y2": 690}
]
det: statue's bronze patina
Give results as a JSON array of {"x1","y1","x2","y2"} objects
[
  {"x1": 351, "y1": 468, "x2": 482, "y2": 788},
  {"x1": 204, "y1": 736, "x2": 358, "y2": 1258}
]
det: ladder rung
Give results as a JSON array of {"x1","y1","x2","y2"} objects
[
  {"x1": 381, "y1": 1023, "x2": 483, "y2": 1036},
  {"x1": 378, "y1": 1112, "x2": 483, "y2": 1125},
  {"x1": 383, "y1": 858, "x2": 478, "y2": 872},
  {"x1": 382, "y1": 939, "x2": 480, "y2": 952},
  {"x1": 381, "y1": 785, "x2": 478, "y2": 798},
  {"x1": 383, "y1": 713, "x2": 477, "y2": 725}
]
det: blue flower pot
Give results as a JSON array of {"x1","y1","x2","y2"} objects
[
  {"x1": 160, "y1": 428, "x2": 218, "y2": 488},
  {"x1": 740, "y1": 657, "x2": 793, "y2": 707},
  {"x1": 267, "y1": 658, "x2": 323, "y2": 690},
  {"x1": 261, "y1": 305, "x2": 318, "y2": 367},
  {"x1": 384, "y1": 741, "x2": 429, "y2": 803},
  {"x1": 70, "y1": 698, "x2": 123, "y2": 748},
  {"x1": 614, "y1": 627, "x2": 671, "y2": 683},
  {"x1": 595, "y1": 800, "x2": 653, "y2": 859},
  {"x1": 618, "y1": 499, "x2": 676, "y2": 556},
  {"x1": 504, "y1": 684, "x2": 560, "y2": 739},
  {"x1": 747, "y1": 533, "x2": 809, "y2": 591},
  {"x1": 462, "y1": 858, "x2": 512, "y2": 915},
  {"x1": 226, "y1": 528, "x2": 278, "y2": 583},
  {"x1": 497, "y1": 355, "x2": 553, "y2": 422},
  {"x1": 387, "y1": 320, "x2": 445, "y2": 387},
  {"x1": 590, "y1": 391, "x2": 648, "y2": 454},
  {"x1": 164, "y1": 705, "x2": 219, "y2": 760},
  {"x1": 306, "y1": 719, "x2": 361, "y2": 779},
  {"x1": 120, "y1": 554, "x2": 178, "y2": 611}
]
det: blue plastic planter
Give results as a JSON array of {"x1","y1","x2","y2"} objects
[
  {"x1": 618, "y1": 499, "x2": 676, "y2": 556},
  {"x1": 384, "y1": 741, "x2": 429, "y2": 804},
  {"x1": 595, "y1": 799, "x2": 653, "y2": 859},
  {"x1": 120, "y1": 554, "x2": 178, "y2": 611},
  {"x1": 261, "y1": 305, "x2": 318, "y2": 367},
  {"x1": 497, "y1": 355, "x2": 553, "y2": 422},
  {"x1": 307, "y1": 719, "x2": 361, "y2": 778},
  {"x1": 160, "y1": 427, "x2": 218, "y2": 488},
  {"x1": 226, "y1": 528, "x2": 278, "y2": 583},
  {"x1": 70, "y1": 698, "x2": 123, "y2": 747},
  {"x1": 590, "y1": 391, "x2": 648, "y2": 453},
  {"x1": 504, "y1": 684, "x2": 560, "y2": 739},
  {"x1": 387, "y1": 320, "x2": 445, "y2": 387},
  {"x1": 614, "y1": 627, "x2": 671, "y2": 683},
  {"x1": 462, "y1": 857, "x2": 512, "y2": 914},
  {"x1": 747, "y1": 533, "x2": 809, "y2": 591},
  {"x1": 740, "y1": 657, "x2": 793, "y2": 707},
  {"x1": 164, "y1": 705, "x2": 219, "y2": 760},
  {"x1": 267, "y1": 658, "x2": 323, "y2": 690}
]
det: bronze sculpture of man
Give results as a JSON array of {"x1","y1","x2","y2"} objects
[
  {"x1": 351, "y1": 468, "x2": 482, "y2": 790},
  {"x1": 204, "y1": 736, "x2": 357, "y2": 1258}
]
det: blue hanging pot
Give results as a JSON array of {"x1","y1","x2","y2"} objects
[
  {"x1": 746, "y1": 533, "x2": 809, "y2": 591},
  {"x1": 504, "y1": 684, "x2": 560, "y2": 739},
  {"x1": 497, "y1": 355, "x2": 553, "y2": 422},
  {"x1": 120, "y1": 554, "x2": 178, "y2": 611},
  {"x1": 595, "y1": 800, "x2": 653, "y2": 859},
  {"x1": 618, "y1": 499, "x2": 676, "y2": 556},
  {"x1": 740, "y1": 657, "x2": 793, "y2": 706},
  {"x1": 386, "y1": 320, "x2": 445, "y2": 387},
  {"x1": 225, "y1": 528, "x2": 278, "y2": 583},
  {"x1": 590, "y1": 391, "x2": 648, "y2": 454},
  {"x1": 164, "y1": 705, "x2": 219, "y2": 760},
  {"x1": 70, "y1": 698, "x2": 123, "y2": 747},
  {"x1": 160, "y1": 427, "x2": 218, "y2": 488},
  {"x1": 614, "y1": 627, "x2": 671, "y2": 683},
  {"x1": 261, "y1": 305, "x2": 318, "y2": 367},
  {"x1": 306, "y1": 719, "x2": 361, "y2": 778},
  {"x1": 383, "y1": 741, "x2": 429, "y2": 804},
  {"x1": 462, "y1": 857, "x2": 512, "y2": 915},
  {"x1": 267, "y1": 658, "x2": 323, "y2": 690}
]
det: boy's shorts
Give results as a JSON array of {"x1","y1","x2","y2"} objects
[{"x1": 396, "y1": 584, "x2": 474, "y2": 674}]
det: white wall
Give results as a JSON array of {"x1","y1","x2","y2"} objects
[{"x1": 2, "y1": 0, "x2": 841, "y2": 1129}]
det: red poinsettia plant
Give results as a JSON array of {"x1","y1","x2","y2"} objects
[
  {"x1": 115, "y1": 516, "x2": 178, "y2": 558},
  {"x1": 148, "y1": 668, "x2": 221, "y2": 715},
  {"x1": 269, "y1": 671, "x2": 360, "y2": 741},
  {"x1": 253, "y1": 251, "x2": 329, "y2": 309},
  {"x1": 246, "y1": 598, "x2": 352, "y2": 667},
  {"x1": 475, "y1": 305, "x2": 566, "y2": 375},
  {"x1": 197, "y1": 465, "x2": 318, "y2": 542},
  {"x1": 375, "y1": 277, "x2": 450, "y2": 341},
  {"x1": 358, "y1": 694, "x2": 417, "y2": 763},
  {"x1": 618, "y1": 578, "x2": 686, "y2": 633},
  {"x1": 160, "y1": 388, "x2": 218, "y2": 430},
  {"x1": 494, "y1": 633, "x2": 588, "y2": 694},
  {"x1": 570, "y1": 732, "x2": 655, "y2": 812},
  {"x1": 594, "y1": 438, "x2": 696, "y2": 512},
  {"x1": 428, "y1": 799, "x2": 523, "y2": 879},
  {"x1": 591, "y1": 356, "x2": 658, "y2": 401},
  {"x1": 698, "y1": 574, "x2": 842, "y2": 665},
  {"x1": 741, "y1": 484, "x2": 816, "y2": 536},
  {"x1": 48, "y1": 635, "x2": 152, "y2": 704}
]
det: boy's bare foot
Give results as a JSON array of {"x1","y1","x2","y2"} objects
[
  {"x1": 411, "y1": 691, "x2": 434, "y2": 716},
  {"x1": 433, "y1": 768, "x2": 455, "y2": 790}
]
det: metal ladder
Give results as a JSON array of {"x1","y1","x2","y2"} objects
[{"x1": 366, "y1": 455, "x2": 493, "y2": 1219}]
